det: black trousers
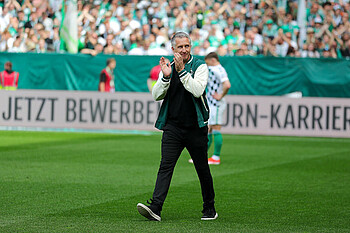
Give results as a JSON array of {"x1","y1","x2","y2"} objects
[{"x1": 152, "y1": 123, "x2": 215, "y2": 210}]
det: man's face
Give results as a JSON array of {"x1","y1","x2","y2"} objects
[
  {"x1": 110, "y1": 61, "x2": 116, "y2": 69},
  {"x1": 18, "y1": 12, "x2": 24, "y2": 20},
  {"x1": 5, "y1": 63, "x2": 11, "y2": 70},
  {"x1": 323, "y1": 51, "x2": 330, "y2": 57},
  {"x1": 205, "y1": 58, "x2": 211, "y2": 66},
  {"x1": 342, "y1": 13, "x2": 349, "y2": 22},
  {"x1": 172, "y1": 37, "x2": 191, "y2": 62}
]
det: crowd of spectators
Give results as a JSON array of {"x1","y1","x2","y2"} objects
[{"x1": 1, "y1": 0, "x2": 350, "y2": 58}]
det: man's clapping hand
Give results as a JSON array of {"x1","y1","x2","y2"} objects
[
  {"x1": 174, "y1": 53, "x2": 185, "y2": 72},
  {"x1": 160, "y1": 57, "x2": 172, "y2": 77}
]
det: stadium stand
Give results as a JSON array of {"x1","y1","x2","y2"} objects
[{"x1": 0, "y1": 0, "x2": 349, "y2": 58}]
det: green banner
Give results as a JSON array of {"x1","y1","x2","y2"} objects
[{"x1": 0, "y1": 53, "x2": 349, "y2": 97}]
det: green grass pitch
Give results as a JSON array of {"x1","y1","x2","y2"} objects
[{"x1": 0, "y1": 131, "x2": 349, "y2": 232}]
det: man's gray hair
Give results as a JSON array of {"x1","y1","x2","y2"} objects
[{"x1": 171, "y1": 31, "x2": 192, "y2": 48}]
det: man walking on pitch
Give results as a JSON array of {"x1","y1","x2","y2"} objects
[
  {"x1": 203, "y1": 52, "x2": 231, "y2": 165},
  {"x1": 137, "y1": 32, "x2": 217, "y2": 221}
]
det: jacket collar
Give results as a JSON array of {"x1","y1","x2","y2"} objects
[{"x1": 186, "y1": 55, "x2": 193, "y2": 64}]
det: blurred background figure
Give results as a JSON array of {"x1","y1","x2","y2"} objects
[
  {"x1": 204, "y1": 52, "x2": 231, "y2": 165},
  {"x1": 99, "y1": 58, "x2": 116, "y2": 93},
  {"x1": 0, "y1": 61, "x2": 19, "y2": 90}
]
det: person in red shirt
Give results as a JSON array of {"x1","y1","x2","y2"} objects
[
  {"x1": 0, "y1": 61, "x2": 19, "y2": 90},
  {"x1": 99, "y1": 58, "x2": 116, "y2": 92}
]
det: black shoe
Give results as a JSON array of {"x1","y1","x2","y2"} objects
[
  {"x1": 137, "y1": 200, "x2": 161, "y2": 221},
  {"x1": 201, "y1": 207, "x2": 218, "y2": 220}
]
